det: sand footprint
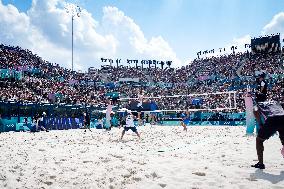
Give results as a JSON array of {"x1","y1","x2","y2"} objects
[
  {"x1": 192, "y1": 172, "x2": 206, "y2": 176},
  {"x1": 159, "y1": 183, "x2": 167, "y2": 188}
]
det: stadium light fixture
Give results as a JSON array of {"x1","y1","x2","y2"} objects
[{"x1": 65, "y1": 4, "x2": 82, "y2": 72}]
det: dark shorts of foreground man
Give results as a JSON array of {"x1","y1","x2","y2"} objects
[{"x1": 257, "y1": 115, "x2": 284, "y2": 145}]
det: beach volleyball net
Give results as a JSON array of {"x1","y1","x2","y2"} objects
[{"x1": 119, "y1": 91, "x2": 237, "y2": 112}]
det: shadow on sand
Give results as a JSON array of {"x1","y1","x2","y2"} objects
[{"x1": 251, "y1": 169, "x2": 284, "y2": 184}]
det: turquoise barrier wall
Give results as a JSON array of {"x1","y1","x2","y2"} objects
[
  {"x1": 1, "y1": 118, "x2": 246, "y2": 132},
  {"x1": 0, "y1": 117, "x2": 84, "y2": 132},
  {"x1": 2, "y1": 118, "x2": 18, "y2": 132}
]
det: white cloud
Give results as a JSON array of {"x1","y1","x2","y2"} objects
[
  {"x1": 101, "y1": 6, "x2": 181, "y2": 66},
  {"x1": 0, "y1": 2, "x2": 30, "y2": 45},
  {"x1": 262, "y1": 12, "x2": 284, "y2": 35},
  {"x1": 0, "y1": 0, "x2": 181, "y2": 70}
]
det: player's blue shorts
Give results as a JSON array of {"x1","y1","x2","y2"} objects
[{"x1": 183, "y1": 119, "x2": 190, "y2": 125}]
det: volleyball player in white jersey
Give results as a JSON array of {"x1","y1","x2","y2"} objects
[{"x1": 120, "y1": 111, "x2": 140, "y2": 140}]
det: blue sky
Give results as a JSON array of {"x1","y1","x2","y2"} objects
[{"x1": 1, "y1": 0, "x2": 284, "y2": 69}]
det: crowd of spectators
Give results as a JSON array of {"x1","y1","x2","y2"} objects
[
  {"x1": 0, "y1": 44, "x2": 283, "y2": 113},
  {"x1": 240, "y1": 53, "x2": 283, "y2": 76}
]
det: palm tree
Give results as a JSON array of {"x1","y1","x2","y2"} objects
[
  {"x1": 166, "y1": 61, "x2": 172, "y2": 68},
  {"x1": 231, "y1": 46, "x2": 237, "y2": 54},
  {"x1": 148, "y1": 60, "x2": 152, "y2": 68},
  {"x1": 135, "y1": 60, "x2": 138, "y2": 68},
  {"x1": 153, "y1": 60, "x2": 157, "y2": 69},
  {"x1": 161, "y1": 61, "x2": 165, "y2": 69},
  {"x1": 141, "y1": 60, "x2": 146, "y2": 69}
]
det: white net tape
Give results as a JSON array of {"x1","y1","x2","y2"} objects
[{"x1": 119, "y1": 91, "x2": 237, "y2": 112}]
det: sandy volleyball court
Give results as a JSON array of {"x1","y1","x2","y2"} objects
[{"x1": 0, "y1": 126, "x2": 283, "y2": 189}]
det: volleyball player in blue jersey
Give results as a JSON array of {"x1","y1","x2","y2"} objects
[{"x1": 180, "y1": 111, "x2": 189, "y2": 131}]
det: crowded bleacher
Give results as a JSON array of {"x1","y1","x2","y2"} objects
[
  {"x1": 0, "y1": 43, "x2": 283, "y2": 108},
  {"x1": 0, "y1": 34, "x2": 284, "y2": 131}
]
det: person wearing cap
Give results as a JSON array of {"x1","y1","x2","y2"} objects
[
  {"x1": 255, "y1": 73, "x2": 267, "y2": 103},
  {"x1": 120, "y1": 111, "x2": 140, "y2": 140},
  {"x1": 251, "y1": 73, "x2": 284, "y2": 169},
  {"x1": 253, "y1": 72, "x2": 268, "y2": 129}
]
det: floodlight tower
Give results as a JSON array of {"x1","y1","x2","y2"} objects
[{"x1": 65, "y1": 4, "x2": 82, "y2": 72}]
